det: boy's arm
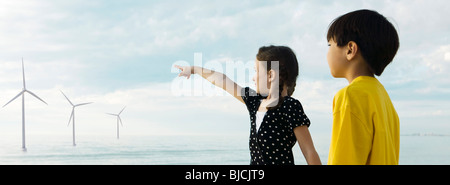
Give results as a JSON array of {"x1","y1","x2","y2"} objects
[
  {"x1": 328, "y1": 107, "x2": 373, "y2": 165},
  {"x1": 294, "y1": 126, "x2": 322, "y2": 165},
  {"x1": 174, "y1": 65, "x2": 244, "y2": 104}
]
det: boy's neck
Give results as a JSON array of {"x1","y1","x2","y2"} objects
[
  {"x1": 345, "y1": 72, "x2": 374, "y2": 83},
  {"x1": 345, "y1": 59, "x2": 374, "y2": 83}
]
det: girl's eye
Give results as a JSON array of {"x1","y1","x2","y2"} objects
[{"x1": 327, "y1": 44, "x2": 331, "y2": 47}]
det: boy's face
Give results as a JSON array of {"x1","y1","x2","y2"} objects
[{"x1": 327, "y1": 39, "x2": 349, "y2": 78}]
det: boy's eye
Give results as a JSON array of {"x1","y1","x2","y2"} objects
[{"x1": 327, "y1": 44, "x2": 331, "y2": 47}]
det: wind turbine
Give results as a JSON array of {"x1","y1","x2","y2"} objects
[
  {"x1": 3, "y1": 58, "x2": 48, "y2": 151},
  {"x1": 60, "y1": 90, "x2": 93, "y2": 146},
  {"x1": 106, "y1": 106, "x2": 125, "y2": 139}
]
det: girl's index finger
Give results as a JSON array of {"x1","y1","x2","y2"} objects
[{"x1": 173, "y1": 65, "x2": 182, "y2": 70}]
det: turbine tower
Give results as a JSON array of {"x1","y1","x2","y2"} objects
[
  {"x1": 3, "y1": 58, "x2": 47, "y2": 151},
  {"x1": 60, "y1": 90, "x2": 93, "y2": 146},
  {"x1": 106, "y1": 106, "x2": 125, "y2": 139}
]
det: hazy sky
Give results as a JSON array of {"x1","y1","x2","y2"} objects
[{"x1": 0, "y1": 0, "x2": 449, "y2": 142}]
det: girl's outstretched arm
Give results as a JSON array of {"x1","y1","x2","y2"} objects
[
  {"x1": 294, "y1": 126, "x2": 322, "y2": 165},
  {"x1": 174, "y1": 65, "x2": 244, "y2": 104}
]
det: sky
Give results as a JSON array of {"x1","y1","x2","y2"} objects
[{"x1": 0, "y1": 0, "x2": 449, "y2": 142}]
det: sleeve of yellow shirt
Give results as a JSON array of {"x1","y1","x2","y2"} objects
[{"x1": 328, "y1": 102, "x2": 374, "y2": 165}]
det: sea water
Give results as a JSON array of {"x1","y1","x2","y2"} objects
[
  {"x1": 0, "y1": 133, "x2": 448, "y2": 165},
  {"x1": 0, "y1": 134, "x2": 250, "y2": 165}
]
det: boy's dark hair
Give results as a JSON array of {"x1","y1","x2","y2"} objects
[
  {"x1": 257, "y1": 45, "x2": 299, "y2": 110},
  {"x1": 327, "y1": 9, "x2": 399, "y2": 76}
]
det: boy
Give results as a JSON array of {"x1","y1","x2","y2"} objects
[{"x1": 326, "y1": 9, "x2": 400, "y2": 165}]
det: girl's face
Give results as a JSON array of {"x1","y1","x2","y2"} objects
[
  {"x1": 253, "y1": 60, "x2": 271, "y2": 95},
  {"x1": 327, "y1": 39, "x2": 348, "y2": 78}
]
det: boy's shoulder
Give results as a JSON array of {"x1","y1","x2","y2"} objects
[
  {"x1": 335, "y1": 77, "x2": 379, "y2": 102},
  {"x1": 334, "y1": 76, "x2": 387, "y2": 111},
  {"x1": 342, "y1": 76, "x2": 380, "y2": 93}
]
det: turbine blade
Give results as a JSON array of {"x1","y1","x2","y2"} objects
[
  {"x1": 119, "y1": 106, "x2": 126, "y2": 115},
  {"x1": 26, "y1": 90, "x2": 48, "y2": 105},
  {"x1": 118, "y1": 116, "x2": 123, "y2": 127},
  {"x1": 22, "y1": 58, "x2": 26, "y2": 89},
  {"x1": 3, "y1": 90, "x2": 25, "y2": 107},
  {"x1": 75, "y1": 102, "x2": 93, "y2": 107},
  {"x1": 68, "y1": 109, "x2": 74, "y2": 126},
  {"x1": 106, "y1": 113, "x2": 117, "y2": 116},
  {"x1": 60, "y1": 90, "x2": 73, "y2": 106}
]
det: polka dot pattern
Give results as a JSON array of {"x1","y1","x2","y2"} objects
[{"x1": 241, "y1": 87, "x2": 310, "y2": 165}]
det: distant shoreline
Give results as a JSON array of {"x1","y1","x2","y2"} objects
[{"x1": 401, "y1": 133, "x2": 450, "y2": 137}]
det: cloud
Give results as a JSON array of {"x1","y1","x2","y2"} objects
[
  {"x1": 0, "y1": 0, "x2": 449, "y2": 137},
  {"x1": 0, "y1": 59, "x2": 88, "y2": 90},
  {"x1": 0, "y1": 1, "x2": 75, "y2": 57},
  {"x1": 423, "y1": 45, "x2": 450, "y2": 74}
]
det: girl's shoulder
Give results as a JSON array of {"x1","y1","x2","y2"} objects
[
  {"x1": 277, "y1": 96, "x2": 311, "y2": 128},
  {"x1": 241, "y1": 87, "x2": 263, "y2": 112},
  {"x1": 282, "y1": 96, "x2": 303, "y2": 106},
  {"x1": 277, "y1": 96, "x2": 306, "y2": 112},
  {"x1": 242, "y1": 87, "x2": 257, "y2": 97}
]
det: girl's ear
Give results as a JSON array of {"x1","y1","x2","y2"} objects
[
  {"x1": 268, "y1": 69, "x2": 277, "y2": 83},
  {"x1": 346, "y1": 41, "x2": 358, "y2": 61}
]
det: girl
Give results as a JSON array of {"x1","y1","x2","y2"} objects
[{"x1": 175, "y1": 45, "x2": 321, "y2": 165}]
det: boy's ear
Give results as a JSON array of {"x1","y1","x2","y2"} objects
[{"x1": 346, "y1": 41, "x2": 358, "y2": 61}]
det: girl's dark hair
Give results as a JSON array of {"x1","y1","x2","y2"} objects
[
  {"x1": 256, "y1": 45, "x2": 299, "y2": 110},
  {"x1": 327, "y1": 9, "x2": 399, "y2": 76}
]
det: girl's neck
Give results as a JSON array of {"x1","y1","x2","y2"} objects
[
  {"x1": 266, "y1": 84, "x2": 289, "y2": 98},
  {"x1": 259, "y1": 85, "x2": 289, "y2": 111}
]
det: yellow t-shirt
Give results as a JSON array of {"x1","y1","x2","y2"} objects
[{"x1": 328, "y1": 76, "x2": 400, "y2": 165}]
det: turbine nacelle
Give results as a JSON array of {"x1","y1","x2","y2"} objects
[{"x1": 3, "y1": 89, "x2": 48, "y2": 108}]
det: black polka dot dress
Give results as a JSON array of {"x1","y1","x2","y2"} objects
[{"x1": 241, "y1": 87, "x2": 310, "y2": 165}]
